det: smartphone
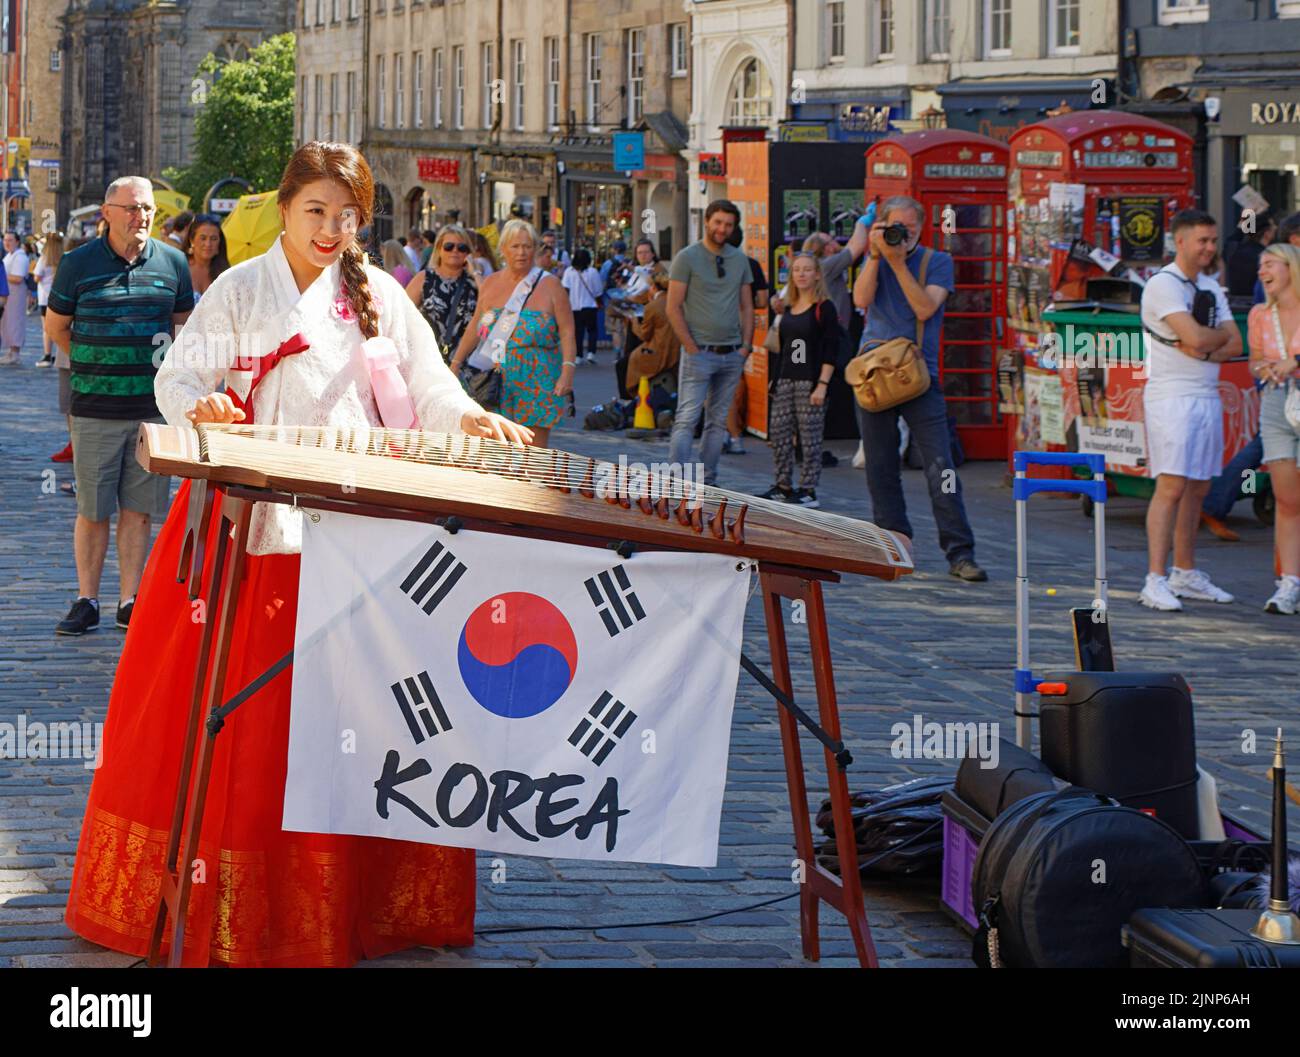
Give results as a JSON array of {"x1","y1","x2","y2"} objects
[{"x1": 1071, "y1": 606, "x2": 1115, "y2": 672}]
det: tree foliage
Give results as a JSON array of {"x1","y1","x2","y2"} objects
[{"x1": 163, "y1": 33, "x2": 296, "y2": 205}]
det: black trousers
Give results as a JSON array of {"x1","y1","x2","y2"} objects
[{"x1": 574, "y1": 307, "x2": 599, "y2": 359}]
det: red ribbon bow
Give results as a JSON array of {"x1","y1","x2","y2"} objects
[{"x1": 229, "y1": 333, "x2": 310, "y2": 425}]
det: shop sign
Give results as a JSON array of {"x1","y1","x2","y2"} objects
[
  {"x1": 1082, "y1": 150, "x2": 1178, "y2": 169},
  {"x1": 778, "y1": 123, "x2": 830, "y2": 142},
  {"x1": 1249, "y1": 101, "x2": 1300, "y2": 126},
  {"x1": 699, "y1": 152, "x2": 726, "y2": 180},
  {"x1": 612, "y1": 132, "x2": 646, "y2": 171},
  {"x1": 485, "y1": 155, "x2": 548, "y2": 182},
  {"x1": 838, "y1": 104, "x2": 892, "y2": 134},
  {"x1": 417, "y1": 157, "x2": 460, "y2": 184}
]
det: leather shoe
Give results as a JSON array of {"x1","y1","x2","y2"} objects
[
  {"x1": 949, "y1": 558, "x2": 988, "y2": 582},
  {"x1": 1201, "y1": 513, "x2": 1240, "y2": 542}
]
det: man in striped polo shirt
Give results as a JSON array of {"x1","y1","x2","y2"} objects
[{"x1": 45, "y1": 176, "x2": 194, "y2": 635}]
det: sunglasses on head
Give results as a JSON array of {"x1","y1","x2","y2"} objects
[
  {"x1": 443, "y1": 242, "x2": 471, "y2": 253},
  {"x1": 715, "y1": 255, "x2": 726, "y2": 279}
]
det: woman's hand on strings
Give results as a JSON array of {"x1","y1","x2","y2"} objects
[
  {"x1": 186, "y1": 392, "x2": 246, "y2": 425},
  {"x1": 461, "y1": 410, "x2": 534, "y2": 446}
]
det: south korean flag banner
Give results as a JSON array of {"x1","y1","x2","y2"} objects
[{"x1": 283, "y1": 510, "x2": 752, "y2": 867}]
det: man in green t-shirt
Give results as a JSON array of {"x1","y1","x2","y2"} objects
[
  {"x1": 44, "y1": 176, "x2": 194, "y2": 635},
  {"x1": 665, "y1": 199, "x2": 754, "y2": 486}
]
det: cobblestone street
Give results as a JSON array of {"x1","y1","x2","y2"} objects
[{"x1": 2, "y1": 328, "x2": 1296, "y2": 969}]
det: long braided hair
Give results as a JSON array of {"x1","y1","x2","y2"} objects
[{"x1": 278, "y1": 141, "x2": 380, "y2": 339}]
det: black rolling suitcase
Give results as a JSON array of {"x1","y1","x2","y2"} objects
[
  {"x1": 1038, "y1": 671, "x2": 1201, "y2": 839},
  {"x1": 1124, "y1": 908, "x2": 1300, "y2": 968}
]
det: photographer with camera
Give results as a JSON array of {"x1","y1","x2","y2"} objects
[
  {"x1": 1138, "y1": 209, "x2": 1243, "y2": 611},
  {"x1": 851, "y1": 195, "x2": 986, "y2": 582}
]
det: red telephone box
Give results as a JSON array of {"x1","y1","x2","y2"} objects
[
  {"x1": 1002, "y1": 112, "x2": 1201, "y2": 470},
  {"x1": 1005, "y1": 112, "x2": 1195, "y2": 309},
  {"x1": 865, "y1": 130, "x2": 1009, "y2": 459}
]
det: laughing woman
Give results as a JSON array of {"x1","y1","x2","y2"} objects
[{"x1": 63, "y1": 142, "x2": 531, "y2": 967}]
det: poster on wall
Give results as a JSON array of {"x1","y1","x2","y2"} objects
[
  {"x1": 1119, "y1": 196, "x2": 1164, "y2": 262},
  {"x1": 828, "y1": 190, "x2": 865, "y2": 241},
  {"x1": 1047, "y1": 182, "x2": 1086, "y2": 249},
  {"x1": 998, "y1": 350, "x2": 1024, "y2": 415},
  {"x1": 783, "y1": 190, "x2": 820, "y2": 244}
]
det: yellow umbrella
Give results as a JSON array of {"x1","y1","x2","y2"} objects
[
  {"x1": 150, "y1": 190, "x2": 191, "y2": 239},
  {"x1": 221, "y1": 190, "x2": 282, "y2": 265}
]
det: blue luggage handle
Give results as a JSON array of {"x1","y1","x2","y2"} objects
[{"x1": 1013, "y1": 451, "x2": 1107, "y2": 503}]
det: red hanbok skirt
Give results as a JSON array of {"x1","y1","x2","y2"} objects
[{"x1": 64, "y1": 481, "x2": 476, "y2": 966}]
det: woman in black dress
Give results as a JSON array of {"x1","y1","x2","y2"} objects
[{"x1": 405, "y1": 222, "x2": 480, "y2": 362}]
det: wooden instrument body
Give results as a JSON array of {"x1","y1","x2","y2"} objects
[{"x1": 137, "y1": 424, "x2": 913, "y2": 581}]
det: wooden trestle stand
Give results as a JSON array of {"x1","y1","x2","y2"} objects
[{"x1": 147, "y1": 479, "x2": 881, "y2": 968}]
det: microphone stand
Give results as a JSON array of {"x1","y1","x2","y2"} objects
[{"x1": 1251, "y1": 728, "x2": 1300, "y2": 944}]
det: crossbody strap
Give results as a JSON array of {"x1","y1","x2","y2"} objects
[{"x1": 915, "y1": 248, "x2": 933, "y2": 347}]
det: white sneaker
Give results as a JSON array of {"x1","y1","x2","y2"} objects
[
  {"x1": 1140, "y1": 574, "x2": 1183, "y2": 611},
  {"x1": 851, "y1": 441, "x2": 865, "y2": 469},
  {"x1": 1168, "y1": 567, "x2": 1234, "y2": 604},
  {"x1": 1264, "y1": 576, "x2": 1300, "y2": 615}
]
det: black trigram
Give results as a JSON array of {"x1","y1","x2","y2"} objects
[
  {"x1": 584, "y1": 565, "x2": 646, "y2": 637},
  {"x1": 399, "y1": 540, "x2": 467, "y2": 614},
  {"x1": 391, "y1": 671, "x2": 453, "y2": 745},
  {"x1": 568, "y1": 691, "x2": 637, "y2": 766}
]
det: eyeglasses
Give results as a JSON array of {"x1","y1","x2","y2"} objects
[
  {"x1": 715, "y1": 255, "x2": 726, "y2": 279},
  {"x1": 105, "y1": 203, "x2": 156, "y2": 218},
  {"x1": 443, "y1": 242, "x2": 471, "y2": 253}
]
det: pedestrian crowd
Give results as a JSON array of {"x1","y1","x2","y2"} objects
[{"x1": 22, "y1": 158, "x2": 1300, "y2": 637}]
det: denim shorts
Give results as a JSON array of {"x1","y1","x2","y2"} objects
[
  {"x1": 69, "y1": 415, "x2": 171, "y2": 522},
  {"x1": 1260, "y1": 383, "x2": 1300, "y2": 466}
]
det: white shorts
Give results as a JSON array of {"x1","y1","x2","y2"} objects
[{"x1": 1144, "y1": 392, "x2": 1223, "y2": 481}]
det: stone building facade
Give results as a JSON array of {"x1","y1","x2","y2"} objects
[
  {"x1": 355, "y1": 0, "x2": 692, "y2": 258},
  {"x1": 57, "y1": 0, "x2": 293, "y2": 217}
]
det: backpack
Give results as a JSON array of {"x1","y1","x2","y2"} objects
[{"x1": 972, "y1": 788, "x2": 1206, "y2": 968}]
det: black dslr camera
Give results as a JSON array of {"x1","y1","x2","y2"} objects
[{"x1": 882, "y1": 222, "x2": 909, "y2": 247}]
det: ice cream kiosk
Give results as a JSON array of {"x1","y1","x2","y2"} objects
[
  {"x1": 1002, "y1": 111, "x2": 1258, "y2": 503},
  {"x1": 864, "y1": 131, "x2": 1010, "y2": 459}
]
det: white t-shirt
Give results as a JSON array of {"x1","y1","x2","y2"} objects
[
  {"x1": 1140, "y1": 264, "x2": 1231, "y2": 400},
  {"x1": 562, "y1": 266, "x2": 605, "y2": 311},
  {"x1": 35, "y1": 260, "x2": 56, "y2": 306}
]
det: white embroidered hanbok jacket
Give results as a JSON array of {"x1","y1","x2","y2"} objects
[{"x1": 155, "y1": 235, "x2": 482, "y2": 555}]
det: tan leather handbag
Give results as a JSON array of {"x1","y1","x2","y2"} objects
[{"x1": 844, "y1": 249, "x2": 933, "y2": 412}]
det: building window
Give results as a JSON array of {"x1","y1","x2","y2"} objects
[
  {"x1": 50, "y1": 49, "x2": 62, "y2": 72},
  {"x1": 453, "y1": 46, "x2": 465, "y2": 130},
  {"x1": 726, "y1": 58, "x2": 772, "y2": 127},
  {"x1": 482, "y1": 42, "x2": 495, "y2": 129},
  {"x1": 433, "y1": 49, "x2": 444, "y2": 128},
  {"x1": 511, "y1": 40, "x2": 526, "y2": 132},
  {"x1": 414, "y1": 52, "x2": 425, "y2": 128},
  {"x1": 48, "y1": 166, "x2": 60, "y2": 192},
  {"x1": 626, "y1": 29, "x2": 644, "y2": 125},
  {"x1": 313, "y1": 75, "x2": 323, "y2": 141},
  {"x1": 985, "y1": 0, "x2": 1011, "y2": 57},
  {"x1": 828, "y1": 1, "x2": 845, "y2": 62},
  {"x1": 1050, "y1": 0, "x2": 1080, "y2": 51},
  {"x1": 1280, "y1": 0, "x2": 1300, "y2": 17},
  {"x1": 1157, "y1": 0, "x2": 1209, "y2": 23},
  {"x1": 349, "y1": 0, "x2": 359, "y2": 16},
  {"x1": 300, "y1": 75, "x2": 308, "y2": 140},
  {"x1": 346, "y1": 71, "x2": 357, "y2": 142},
  {"x1": 926, "y1": 0, "x2": 950, "y2": 59},
  {"x1": 395, "y1": 53, "x2": 406, "y2": 128},
  {"x1": 329, "y1": 72, "x2": 338, "y2": 139},
  {"x1": 877, "y1": 0, "x2": 895, "y2": 61},
  {"x1": 331, "y1": 0, "x2": 339, "y2": 21},
  {"x1": 545, "y1": 37, "x2": 560, "y2": 129},
  {"x1": 585, "y1": 34, "x2": 602, "y2": 130},
  {"x1": 670, "y1": 23, "x2": 688, "y2": 77},
  {"x1": 376, "y1": 54, "x2": 387, "y2": 129}
]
